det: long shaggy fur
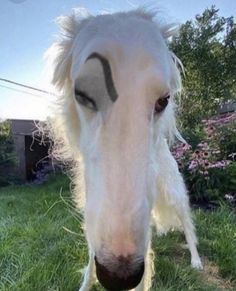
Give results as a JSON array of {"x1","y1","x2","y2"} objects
[
  {"x1": 46, "y1": 7, "x2": 202, "y2": 291},
  {"x1": 46, "y1": 8, "x2": 182, "y2": 206}
]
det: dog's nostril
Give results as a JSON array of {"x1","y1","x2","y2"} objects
[{"x1": 95, "y1": 256, "x2": 144, "y2": 290}]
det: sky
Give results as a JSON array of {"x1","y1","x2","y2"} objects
[{"x1": 0, "y1": 0, "x2": 235, "y2": 120}]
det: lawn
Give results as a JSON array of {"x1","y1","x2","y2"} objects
[{"x1": 0, "y1": 175, "x2": 235, "y2": 291}]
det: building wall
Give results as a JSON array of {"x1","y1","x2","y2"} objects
[{"x1": 12, "y1": 133, "x2": 26, "y2": 181}]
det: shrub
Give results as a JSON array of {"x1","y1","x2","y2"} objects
[
  {"x1": 172, "y1": 112, "x2": 236, "y2": 202},
  {"x1": 0, "y1": 120, "x2": 18, "y2": 186}
]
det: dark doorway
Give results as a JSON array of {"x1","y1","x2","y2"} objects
[{"x1": 24, "y1": 135, "x2": 50, "y2": 181}]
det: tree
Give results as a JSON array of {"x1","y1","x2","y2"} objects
[{"x1": 170, "y1": 6, "x2": 236, "y2": 129}]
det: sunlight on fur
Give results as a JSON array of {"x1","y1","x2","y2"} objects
[{"x1": 45, "y1": 7, "x2": 203, "y2": 291}]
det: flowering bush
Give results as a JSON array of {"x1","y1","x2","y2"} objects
[{"x1": 172, "y1": 112, "x2": 236, "y2": 202}]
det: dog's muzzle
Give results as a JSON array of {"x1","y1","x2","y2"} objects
[{"x1": 95, "y1": 256, "x2": 144, "y2": 290}]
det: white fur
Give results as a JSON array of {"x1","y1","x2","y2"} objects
[{"x1": 46, "y1": 8, "x2": 202, "y2": 291}]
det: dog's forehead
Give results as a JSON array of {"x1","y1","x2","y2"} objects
[
  {"x1": 72, "y1": 18, "x2": 171, "y2": 76},
  {"x1": 75, "y1": 42, "x2": 171, "y2": 107},
  {"x1": 72, "y1": 11, "x2": 175, "y2": 112}
]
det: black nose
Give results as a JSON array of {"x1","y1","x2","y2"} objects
[{"x1": 95, "y1": 256, "x2": 144, "y2": 290}]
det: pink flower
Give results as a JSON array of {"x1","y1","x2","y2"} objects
[{"x1": 188, "y1": 160, "x2": 198, "y2": 170}]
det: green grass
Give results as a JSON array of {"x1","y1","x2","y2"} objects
[{"x1": 0, "y1": 175, "x2": 235, "y2": 291}]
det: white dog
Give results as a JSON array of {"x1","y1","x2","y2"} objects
[{"x1": 46, "y1": 8, "x2": 202, "y2": 291}]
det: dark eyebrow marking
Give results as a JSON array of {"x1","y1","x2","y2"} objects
[
  {"x1": 87, "y1": 52, "x2": 118, "y2": 102},
  {"x1": 74, "y1": 88, "x2": 98, "y2": 111}
]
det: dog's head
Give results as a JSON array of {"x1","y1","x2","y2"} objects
[{"x1": 47, "y1": 8, "x2": 183, "y2": 290}]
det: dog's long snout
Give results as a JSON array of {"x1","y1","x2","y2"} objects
[{"x1": 95, "y1": 255, "x2": 144, "y2": 290}]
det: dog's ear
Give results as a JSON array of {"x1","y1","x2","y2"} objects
[
  {"x1": 45, "y1": 9, "x2": 91, "y2": 90},
  {"x1": 160, "y1": 23, "x2": 180, "y2": 40},
  {"x1": 133, "y1": 8, "x2": 180, "y2": 40},
  {"x1": 45, "y1": 9, "x2": 91, "y2": 166}
]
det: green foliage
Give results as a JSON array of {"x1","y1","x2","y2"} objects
[
  {"x1": 184, "y1": 165, "x2": 235, "y2": 202},
  {"x1": 0, "y1": 120, "x2": 17, "y2": 186},
  {"x1": 170, "y1": 6, "x2": 236, "y2": 129},
  {"x1": 217, "y1": 163, "x2": 236, "y2": 195},
  {"x1": 182, "y1": 124, "x2": 206, "y2": 149},
  {"x1": 170, "y1": 5, "x2": 236, "y2": 202},
  {"x1": 217, "y1": 121, "x2": 236, "y2": 159}
]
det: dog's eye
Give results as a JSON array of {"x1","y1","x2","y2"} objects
[
  {"x1": 154, "y1": 95, "x2": 170, "y2": 114},
  {"x1": 74, "y1": 89, "x2": 97, "y2": 111}
]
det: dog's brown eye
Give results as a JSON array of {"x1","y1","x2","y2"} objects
[{"x1": 154, "y1": 95, "x2": 170, "y2": 114}]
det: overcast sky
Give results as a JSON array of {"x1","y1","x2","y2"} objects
[{"x1": 0, "y1": 0, "x2": 235, "y2": 120}]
